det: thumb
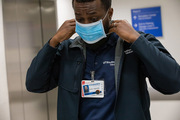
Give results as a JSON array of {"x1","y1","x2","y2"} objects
[{"x1": 108, "y1": 27, "x2": 116, "y2": 34}]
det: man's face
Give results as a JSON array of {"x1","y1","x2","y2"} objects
[{"x1": 73, "y1": 0, "x2": 113, "y2": 34}]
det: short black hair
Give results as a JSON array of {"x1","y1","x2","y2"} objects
[{"x1": 72, "y1": 0, "x2": 112, "y2": 11}]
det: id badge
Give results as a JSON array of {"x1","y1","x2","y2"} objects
[{"x1": 81, "y1": 80, "x2": 104, "y2": 98}]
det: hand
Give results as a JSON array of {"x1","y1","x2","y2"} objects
[
  {"x1": 50, "y1": 19, "x2": 76, "y2": 47},
  {"x1": 109, "y1": 20, "x2": 140, "y2": 43}
]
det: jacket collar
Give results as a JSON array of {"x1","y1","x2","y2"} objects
[{"x1": 69, "y1": 36, "x2": 86, "y2": 49}]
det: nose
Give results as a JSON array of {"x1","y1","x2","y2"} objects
[{"x1": 84, "y1": 19, "x2": 91, "y2": 24}]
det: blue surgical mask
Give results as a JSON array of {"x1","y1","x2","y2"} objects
[{"x1": 75, "y1": 10, "x2": 109, "y2": 44}]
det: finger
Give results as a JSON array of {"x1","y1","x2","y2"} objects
[
  {"x1": 123, "y1": 19, "x2": 131, "y2": 25},
  {"x1": 68, "y1": 22, "x2": 76, "y2": 26},
  {"x1": 109, "y1": 22, "x2": 118, "y2": 28},
  {"x1": 69, "y1": 25, "x2": 75, "y2": 29},
  {"x1": 110, "y1": 20, "x2": 124, "y2": 27},
  {"x1": 109, "y1": 23, "x2": 114, "y2": 28},
  {"x1": 71, "y1": 27, "x2": 76, "y2": 34},
  {"x1": 70, "y1": 26, "x2": 76, "y2": 32},
  {"x1": 111, "y1": 20, "x2": 123, "y2": 23},
  {"x1": 108, "y1": 27, "x2": 116, "y2": 34},
  {"x1": 109, "y1": 20, "x2": 116, "y2": 27},
  {"x1": 64, "y1": 19, "x2": 75, "y2": 25},
  {"x1": 69, "y1": 19, "x2": 75, "y2": 23},
  {"x1": 112, "y1": 19, "x2": 129, "y2": 24}
]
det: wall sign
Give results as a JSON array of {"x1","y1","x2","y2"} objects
[{"x1": 131, "y1": 6, "x2": 163, "y2": 37}]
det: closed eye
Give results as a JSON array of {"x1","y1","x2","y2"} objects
[{"x1": 90, "y1": 17, "x2": 98, "y2": 22}]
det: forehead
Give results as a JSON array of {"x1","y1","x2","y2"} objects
[{"x1": 74, "y1": 0, "x2": 105, "y2": 14}]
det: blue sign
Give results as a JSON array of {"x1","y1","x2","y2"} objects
[{"x1": 131, "y1": 6, "x2": 163, "y2": 37}]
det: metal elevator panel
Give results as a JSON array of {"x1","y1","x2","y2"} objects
[
  {"x1": 3, "y1": 0, "x2": 57, "y2": 120},
  {"x1": 40, "y1": 0, "x2": 58, "y2": 120},
  {"x1": 3, "y1": 1, "x2": 25, "y2": 120}
]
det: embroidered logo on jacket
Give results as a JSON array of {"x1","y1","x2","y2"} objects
[
  {"x1": 103, "y1": 61, "x2": 115, "y2": 66},
  {"x1": 124, "y1": 49, "x2": 133, "y2": 55}
]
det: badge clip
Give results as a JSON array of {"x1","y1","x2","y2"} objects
[{"x1": 90, "y1": 71, "x2": 95, "y2": 82}]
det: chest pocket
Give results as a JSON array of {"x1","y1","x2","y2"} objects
[{"x1": 59, "y1": 56, "x2": 83, "y2": 93}]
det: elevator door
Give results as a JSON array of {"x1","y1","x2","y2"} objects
[{"x1": 3, "y1": 0, "x2": 57, "y2": 120}]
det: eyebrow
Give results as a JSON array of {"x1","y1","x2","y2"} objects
[
  {"x1": 75, "y1": 12, "x2": 81, "y2": 16},
  {"x1": 75, "y1": 11, "x2": 97, "y2": 16},
  {"x1": 87, "y1": 11, "x2": 97, "y2": 15}
]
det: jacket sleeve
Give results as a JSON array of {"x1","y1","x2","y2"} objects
[
  {"x1": 26, "y1": 40, "x2": 63, "y2": 93},
  {"x1": 131, "y1": 33, "x2": 180, "y2": 94}
]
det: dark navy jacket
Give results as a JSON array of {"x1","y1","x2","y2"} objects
[{"x1": 26, "y1": 32, "x2": 180, "y2": 120}]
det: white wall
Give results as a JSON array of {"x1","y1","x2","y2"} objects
[
  {"x1": 56, "y1": 0, "x2": 78, "y2": 38},
  {"x1": 56, "y1": 0, "x2": 180, "y2": 120},
  {"x1": 150, "y1": 101, "x2": 180, "y2": 120},
  {"x1": 0, "y1": 0, "x2": 10, "y2": 120}
]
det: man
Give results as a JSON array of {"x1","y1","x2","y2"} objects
[{"x1": 26, "y1": 0, "x2": 180, "y2": 120}]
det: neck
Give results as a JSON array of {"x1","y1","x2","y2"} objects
[{"x1": 86, "y1": 35, "x2": 110, "y2": 51}]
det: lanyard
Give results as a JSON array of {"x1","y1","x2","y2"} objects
[{"x1": 90, "y1": 71, "x2": 95, "y2": 82}]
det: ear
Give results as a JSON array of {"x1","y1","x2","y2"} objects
[{"x1": 108, "y1": 8, "x2": 113, "y2": 20}]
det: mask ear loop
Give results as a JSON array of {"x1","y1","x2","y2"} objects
[
  {"x1": 102, "y1": 8, "x2": 110, "y2": 21},
  {"x1": 102, "y1": 9, "x2": 113, "y2": 36},
  {"x1": 106, "y1": 20, "x2": 114, "y2": 36}
]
